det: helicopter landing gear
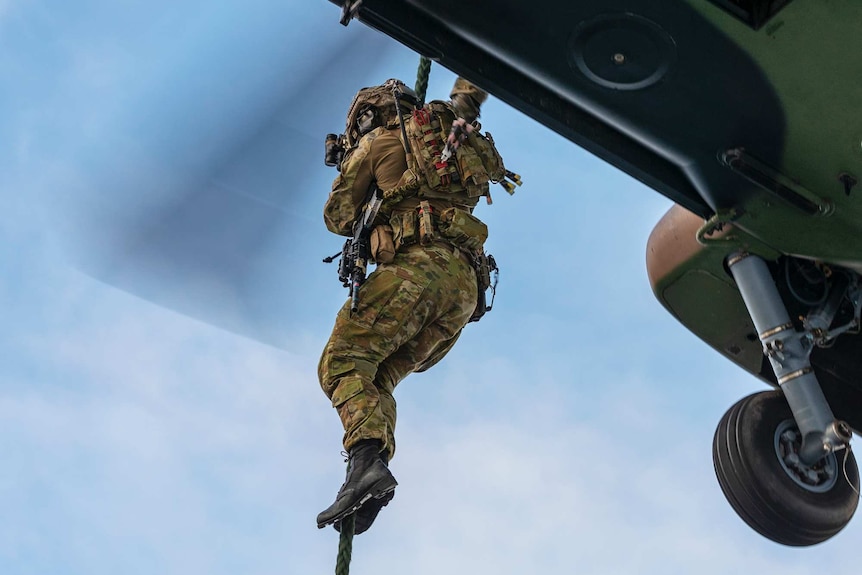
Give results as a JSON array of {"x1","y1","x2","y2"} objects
[
  {"x1": 714, "y1": 391, "x2": 859, "y2": 546},
  {"x1": 713, "y1": 252, "x2": 860, "y2": 545}
]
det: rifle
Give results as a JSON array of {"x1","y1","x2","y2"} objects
[{"x1": 323, "y1": 184, "x2": 384, "y2": 313}]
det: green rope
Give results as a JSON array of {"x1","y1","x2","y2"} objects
[
  {"x1": 415, "y1": 56, "x2": 432, "y2": 105},
  {"x1": 335, "y1": 514, "x2": 355, "y2": 575}
]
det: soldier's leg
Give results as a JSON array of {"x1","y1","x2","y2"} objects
[
  {"x1": 318, "y1": 246, "x2": 475, "y2": 530},
  {"x1": 318, "y1": 263, "x2": 433, "y2": 455},
  {"x1": 374, "y1": 295, "x2": 475, "y2": 459},
  {"x1": 373, "y1": 339, "x2": 456, "y2": 461},
  {"x1": 327, "y1": 284, "x2": 470, "y2": 532},
  {"x1": 317, "y1": 262, "x2": 437, "y2": 529}
]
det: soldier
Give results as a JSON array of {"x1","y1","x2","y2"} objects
[{"x1": 317, "y1": 76, "x2": 506, "y2": 534}]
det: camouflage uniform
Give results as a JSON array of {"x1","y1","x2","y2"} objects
[
  {"x1": 319, "y1": 80, "x2": 492, "y2": 461},
  {"x1": 319, "y1": 127, "x2": 478, "y2": 461}
]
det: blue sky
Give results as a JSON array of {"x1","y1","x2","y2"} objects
[{"x1": 2, "y1": 1, "x2": 860, "y2": 574}]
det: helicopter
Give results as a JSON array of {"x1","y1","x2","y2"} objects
[{"x1": 321, "y1": 0, "x2": 862, "y2": 547}]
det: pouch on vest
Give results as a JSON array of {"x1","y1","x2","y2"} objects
[
  {"x1": 370, "y1": 224, "x2": 396, "y2": 264},
  {"x1": 469, "y1": 131, "x2": 505, "y2": 182},
  {"x1": 418, "y1": 201, "x2": 436, "y2": 245},
  {"x1": 390, "y1": 210, "x2": 419, "y2": 250},
  {"x1": 453, "y1": 143, "x2": 489, "y2": 199},
  {"x1": 438, "y1": 207, "x2": 488, "y2": 251}
]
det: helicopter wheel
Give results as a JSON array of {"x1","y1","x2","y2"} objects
[{"x1": 713, "y1": 390, "x2": 859, "y2": 546}]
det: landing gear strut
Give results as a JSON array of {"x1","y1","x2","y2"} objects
[{"x1": 713, "y1": 252, "x2": 860, "y2": 545}]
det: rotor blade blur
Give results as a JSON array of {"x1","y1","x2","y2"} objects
[{"x1": 42, "y1": 6, "x2": 395, "y2": 347}]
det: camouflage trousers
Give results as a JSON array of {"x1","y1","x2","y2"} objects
[{"x1": 318, "y1": 241, "x2": 477, "y2": 461}]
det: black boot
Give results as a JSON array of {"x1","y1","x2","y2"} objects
[
  {"x1": 317, "y1": 440, "x2": 397, "y2": 529},
  {"x1": 334, "y1": 449, "x2": 394, "y2": 535}
]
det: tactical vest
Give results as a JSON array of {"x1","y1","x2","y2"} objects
[{"x1": 401, "y1": 100, "x2": 505, "y2": 207}]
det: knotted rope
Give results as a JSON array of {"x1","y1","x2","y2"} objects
[
  {"x1": 415, "y1": 56, "x2": 432, "y2": 105},
  {"x1": 335, "y1": 514, "x2": 355, "y2": 575}
]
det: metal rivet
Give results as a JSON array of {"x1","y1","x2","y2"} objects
[{"x1": 612, "y1": 53, "x2": 626, "y2": 65}]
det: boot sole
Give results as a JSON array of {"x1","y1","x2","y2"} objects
[
  {"x1": 334, "y1": 490, "x2": 395, "y2": 535},
  {"x1": 317, "y1": 476, "x2": 398, "y2": 529}
]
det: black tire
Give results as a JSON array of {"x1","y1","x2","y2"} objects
[{"x1": 713, "y1": 390, "x2": 860, "y2": 546}]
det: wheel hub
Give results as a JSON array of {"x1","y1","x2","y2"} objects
[{"x1": 775, "y1": 419, "x2": 838, "y2": 493}]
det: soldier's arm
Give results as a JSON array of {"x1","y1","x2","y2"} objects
[
  {"x1": 323, "y1": 136, "x2": 376, "y2": 236},
  {"x1": 450, "y1": 77, "x2": 489, "y2": 124}
]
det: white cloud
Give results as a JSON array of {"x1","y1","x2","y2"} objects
[{"x1": 0, "y1": 258, "x2": 338, "y2": 573}]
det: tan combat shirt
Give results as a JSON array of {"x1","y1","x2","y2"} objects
[{"x1": 324, "y1": 127, "x2": 408, "y2": 237}]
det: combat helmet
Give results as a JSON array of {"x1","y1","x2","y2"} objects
[{"x1": 344, "y1": 78, "x2": 417, "y2": 146}]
